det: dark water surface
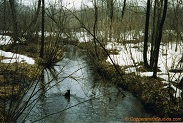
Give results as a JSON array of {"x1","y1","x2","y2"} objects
[{"x1": 22, "y1": 45, "x2": 153, "y2": 123}]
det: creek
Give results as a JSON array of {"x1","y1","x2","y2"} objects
[{"x1": 20, "y1": 45, "x2": 153, "y2": 123}]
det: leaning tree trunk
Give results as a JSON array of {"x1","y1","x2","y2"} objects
[
  {"x1": 153, "y1": 0, "x2": 168, "y2": 78},
  {"x1": 93, "y1": 0, "x2": 99, "y2": 60}
]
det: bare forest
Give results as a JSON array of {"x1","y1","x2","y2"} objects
[{"x1": 0, "y1": 0, "x2": 182, "y2": 122}]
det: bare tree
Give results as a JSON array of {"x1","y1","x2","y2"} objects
[
  {"x1": 9, "y1": 0, "x2": 18, "y2": 43},
  {"x1": 152, "y1": 0, "x2": 168, "y2": 78},
  {"x1": 40, "y1": 0, "x2": 45, "y2": 58},
  {"x1": 107, "y1": 0, "x2": 115, "y2": 40},
  {"x1": 150, "y1": 0, "x2": 157, "y2": 67},
  {"x1": 21, "y1": 0, "x2": 41, "y2": 39},
  {"x1": 121, "y1": 0, "x2": 126, "y2": 19},
  {"x1": 93, "y1": 0, "x2": 99, "y2": 59},
  {"x1": 143, "y1": 0, "x2": 151, "y2": 69},
  {"x1": 2, "y1": 0, "x2": 7, "y2": 34}
]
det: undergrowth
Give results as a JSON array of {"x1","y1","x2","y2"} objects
[
  {"x1": 0, "y1": 35, "x2": 65, "y2": 122},
  {"x1": 91, "y1": 59, "x2": 183, "y2": 119},
  {"x1": 82, "y1": 41, "x2": 183, "y2": 120}
]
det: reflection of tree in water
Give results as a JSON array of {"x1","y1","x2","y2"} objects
[{"x1": 40, "y1": 69, "x2": 48, "y2": 119}]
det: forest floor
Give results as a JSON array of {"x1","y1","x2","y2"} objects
[
  {"x1": 90, "y1": 59, "x2": 183, "y2": 118},
  {"x1": 78, "y1": 41, "x2": 183, "y2": 120},
  {"x1": 0, "y1": 39, "x2": 183, "y2": 121}
]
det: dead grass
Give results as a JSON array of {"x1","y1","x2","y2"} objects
[
  {"x1": 0, "y1": 56, "x2": 3, "y2": 61},
  {"x1": 120, "y1": 73, "x2": 183, "y2": 118},
  {"x1": 0, "y1": 62, "x2": 41, "y2": 79},
  {"x1": 89, "y1": 57, "x2": 183, "y2": 119},
  {"x1": 0, "y1": 85, "x2": 20, "y2": 99}
]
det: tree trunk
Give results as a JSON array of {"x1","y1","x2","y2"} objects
[
  {"x1": 3, "y1": 0, "x2": 7, "y2": 34},
  {"x1": 153, "y1": 0, "x2": 168, "y2": 78},
  {"x1": 107, "y1": 0, "x2": 114, "y2": 41},
  {"x1": 40, "y1": 0, "x2": 45, "y2": 58},
  {"x1": 9, "y1": 0, "x2": 19, "y2": 43},
  {"x1": 93, "y1": 0, "x2": 99, "y2": 60},
  {"x1": 143, "y1": 0, "x2": 151, "y2": 69},
  {"x1": 21, "y1": 0, "x2": 41, "y2": 37},
  {"x1": 150, "y1": 0, "x2": 157, "y2": 68},
  {"x1": 121, "y1": 0, "x2": 126, "y2": 19}
]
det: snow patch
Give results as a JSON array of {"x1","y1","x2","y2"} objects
[
  {"x1": 0, "y1": 50, "x2": 35, "y2": 64},
  {"x1": 0, "y1": 35, "x2": 12, "y2": 45},
  {"x1": 0, "y1": 35, "x2": 35, "y2": 64},
  {"x1": 106, "y1": 41, "x2": 183, "y2": 81},
  {"x1": 163, "y1": 84, "x2": 182, "y2": 98}
]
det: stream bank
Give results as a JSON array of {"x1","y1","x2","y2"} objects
[
  {"x1": 1, "y1": 36, "x2": 182, "y2": 122},
  {"x1": 82, "y1": 41, "x2": 183, "y2": 120},
  {"x1": 19, "y1": 45, "x2": 153, "y2": 122}
]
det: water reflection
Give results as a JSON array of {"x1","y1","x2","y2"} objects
[
  {"x1": 24, "y1": 45, "x2": 152, "y2": 123},
  {"x1": 40, "y1": 69, "x2": 48, "y2": 121}
]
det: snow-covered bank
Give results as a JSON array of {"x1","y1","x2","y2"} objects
[
  {"x1": 0, "y1": 50, "x2": 35, "y2": 64},
  {"x1": 0, "y1": 35, "x2": 35, "y2": 64},
  {"x1": 72, "y1": 31, "x2": 182, "y2": 91},
  {"x1": 106, "y1": 41, "x2": 183, "y2": 97},
  {"x1": 106, "y1": 42, "x2": 182, "y2": 79}
]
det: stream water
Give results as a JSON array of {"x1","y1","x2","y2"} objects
[{"x1": 20, "y1": 45, "x2": 153, "y2": 123}]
